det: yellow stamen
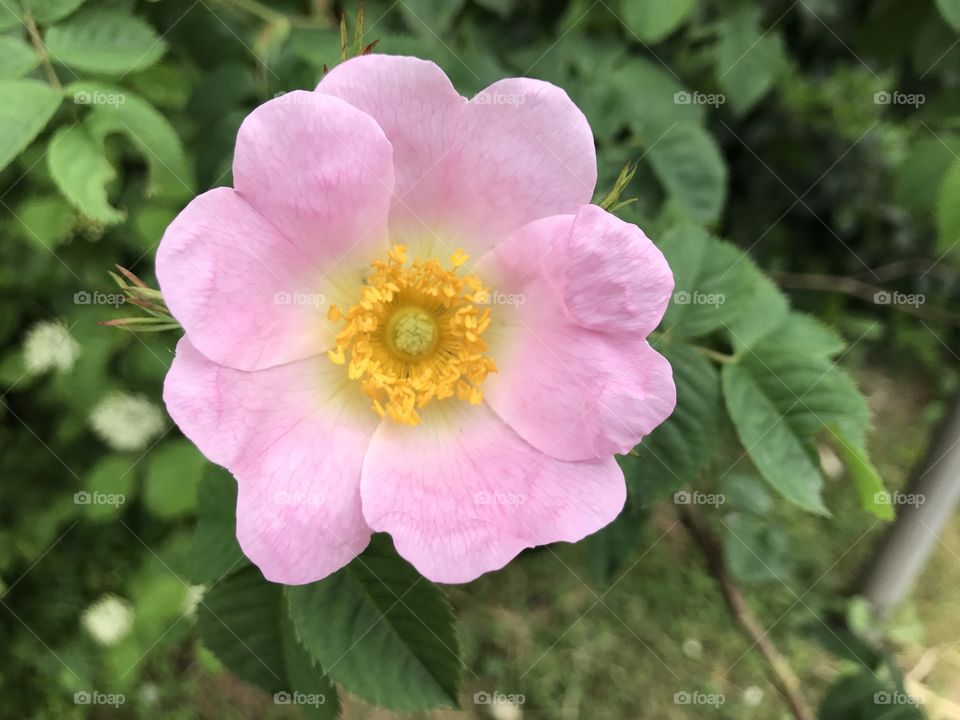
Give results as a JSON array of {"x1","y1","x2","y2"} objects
[{"x1": 327, "y1": 245, "x2": 496, "y2": 425}]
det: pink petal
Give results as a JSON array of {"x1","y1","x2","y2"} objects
[
  {"x1": 555, "y1": 205, "x2": 674, "y2": 336},
  {"x1": 233, "y1": 91, "x2": 395, "y2": 270},
  {"x1": 158, "y1": 91, "x2": 395, "y2": 372},
  {"x1": 317, "y1": 55, "x2": 597, "y2": 256},
  {"x1": 163, "y1": 338, "x2": 377, "y2": 585},
  {"x1": 157, "y1": 188, "x2": 335, "y2": 371},
  {"x1": 360, "y1": 402, "x2": 625, "y2": 584},
  {"x1": 474, "y1": 207, "x2": 676, "y2": 462}
]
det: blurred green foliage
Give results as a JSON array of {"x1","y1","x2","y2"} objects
[{"x1": 1, "y1": 0, "x2": 958, "y2": 718}]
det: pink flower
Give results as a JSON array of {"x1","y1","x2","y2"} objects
[{"x1": 158, "y1": 55, "x2": 676, "y2": 585}]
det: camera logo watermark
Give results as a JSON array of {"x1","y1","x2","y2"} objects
[
  {"x1": 273, "y1": 691, "x2": 326, "y2": 707},
  {"x1": 74, "y1": 491, "x2": 125, "y2": 508},
  {"x1": 474, "y1": 491, "x2": 525, "y2": 506},
  {"x1": 473, "y1": 90, "x2": 526, "y2": 106},
  {"x1": 74, "y1": 691, "x2": 125, "y2": 707},
  {"x1": 673, "y1": 291, "x2": 725, "y2": 307},
  {"x1": 474, "y1": 690, "x2": 526, "y2": 706},
  {"x1": 874, "y1": 491, "x2": 925, "y2": 507},
  {"x1": 874, "y1": 90, "x2": 924, "y2": 108},
  {"x1": 674, "y1": 491, "x2": 725, "y2": 508},
  {"x1": 475, "y1": 290, "x2": 526, "y2": 307},
  {"x1": 273, "y1": 291, "x2": 325, "y2": 308},
  {"x1": 674, "y1": 690, "x2": 725, "y2": 707},
  {"x1": 873, "y1": 290, "x2": 924, "y2": 308},
  {"x1": 674, "y1": 91, "x2": 725, "y2": 108},
  {"x1": 74, "y1": 290, "x2": 125, "y2": 307},
  {"x1": 874, "y1": 691, "x2": 922, "y2": 706},
  {"x1": 74, "y1": 91, "x2": 126, "y2": 107}
]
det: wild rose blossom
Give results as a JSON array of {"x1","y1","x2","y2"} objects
[{"x1": 158, "y1": 55, "x2": 676, "y2": 584}]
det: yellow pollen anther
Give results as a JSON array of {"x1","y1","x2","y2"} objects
[{"x1": 326, "y1": 245, "x2": 496, "y2": 426}]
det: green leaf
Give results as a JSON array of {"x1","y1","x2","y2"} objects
[
  {"x1": 0, "y1": 36, "x2": 38, "y2": 79},
  {"x1": 45, "y1": 8, "x2": 167, "y2": 75},
  {"x1": 740, "y1": 341, "x2": 870, "y2": 448},
  {"x1": 72, "y1": 82, "x2": 194, "y2": 198},
  {"x1": 936, "y1": 0, "x2": 960, "y2": 31},
  {"x1": 718, "y1": 472, "x2": 773, "y2": 515},
  {"x1": 723, "y1": 513, "x2": 792, "y2": 583},
  {"x1": 621, "y1": 0, "x2": 696, "y2": 43},
  {"x1": 754, "y1": 313, "x2": 846, "y2": 358},
  {"x1": 81, "y1": 454, "x2": 136, "y2": 521},
  {"x1": 200, "y1": 566, "x2": 341, "y2": 715},
  {"x1": 287, "y1": 535, "x2": 461, "y2": 712},
  {"x1": 25, "y1": 0, "x2": 87, "y2": 24},
  {"x1": 725, "y1": 269, "x2": 790, "y2": 352},
  {"x1": 279, "y1": 611, "x2": 340, "y2": 719},
  {"x1": 47, "y1": 124, "x2": 125, "y2": 224},
  {"x1": 936, "y1": 156, "x2": 960, "y2": 259},
  {"x1": 894, "y1": 135, "x2": 959, "y2": 215},
  {"x1": 585, "y1": 502, "x2": 648, "y2": 583},
  {"x1": 819, "y1": 671, "x2": 924, "y2": 720},
  {"x1": 829, "y1": 427, "x2": 894, "y2": 521},
  {"x1": 198, "y1": 566, "x2": 286, "y2": 693},
  {"x1": 190, "y1": 466, "x2": 248, "y2": 584},
  {"x1": 715, "y1": 3, "x2": 785, "y2": 114},
  {"x1": 0, "y1": 4, "x2": 20, "y2": 31},
  {"x1": 647, "y1": 122, "x2": 727, "y2": 224},
  {"x1": 658, "y1": 224, "x2": 758, "y2": 338},
  {"x1": 143, "y1": 440, "x2": 206, "y2": 519},
  {"x1": 722, "y1": 362, "x2": 828, "y2": 514},
  {"x1": 610, "y1": 58, "x2": 705, "y2": 137},
  {"x1": 622, "y1": 343, "x2": 721, "y2": 503},
  {"x1": 12, "y1": 195, "x2": 74, "y2": 248},
  {"x1": 0, "y1": 79, "x2": 61, "y2": 173}
]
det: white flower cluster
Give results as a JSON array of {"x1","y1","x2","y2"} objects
[
  {"x1": 81, "y1": 594, "x2": 134, "y2": 647},
  {"x1": 90, "y1": 393, "x2": 165, "y2": 451},
  {"x1": 22, "y1": 321, "x2": 80, "y2": 375}
]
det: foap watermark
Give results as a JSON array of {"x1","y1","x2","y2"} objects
[
  {"x1": 475, "y1": 290, "x2": 526, "y2": 307},
  {"x1": 272, "y1": 90, "x2": 323, "y2": 106},
  {"x1": 674, "y1": 490, "x2": 725, "y2": 508},
  {"x1": 74, "y1": 491, "x2": 125, "y2": 508},
  {"x1": 74, "y1": 90, "x2": 126, "y2": 107},
  {"x1": 674, "y1": 90, "x2": 725, "y2": 108},
  {"x1": 874, "y1": 90, "x2": 924, "y2": 108},
  {"x1": 74, "y1": 290, "x2": 125, "y2": 307},
  {"x1": 474, "y1": 690, "x2": 525, "y2": 706},
  {"x1": 474, "y1": 491, "x2": 525, "y2": 506},
  {"x1": 473, "y1": 90, "x2": 526, "y2": 106},
  {"x1": 674, "y1": 690, "x2": 725, "y2": 707},
  {"x1": 274, "y1": 691, "x2": 327, "y2": 707},
  {"x1": 74, "y1": 691, "x2": 125, "y2": 707},
  {"x1": 874, "y1": 491, "x2": 925, "y2": 507},
  {"x1": 273, "y1": 291, "x2": 326, "y2": 308},
  {"x1": 873, "y1": 290, "x2": 924, "y2": 308},
  {"x1": 274, "y1": 491, "x2": 325, "y2": 507},
  {"x1": 673, "y1": 290, "x2": 725, "y2": 307},
  {"x1": 874, "y1": 691, "x2": 922, "y2": 706}
]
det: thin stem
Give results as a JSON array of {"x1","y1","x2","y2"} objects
[
  {"x1": 677, "y1": 504, "x2": 815, "y2": 720},
  {"x1": 691, "y1": 344, "x2": 736, "y2": 364},
  {"x1": 23, "y1": 11, "x2": 60, "y2": 90},
  {"x1": 774, "y1": 270, "x2": 960, "y2": 328}
]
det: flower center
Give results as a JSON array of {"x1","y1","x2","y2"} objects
[
  {"x1": 386, "y1": 307, "x2": 438, "y2": 358},
  {"x1": 326, "y1": 245, "x2": 497, "y2": 425}
]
